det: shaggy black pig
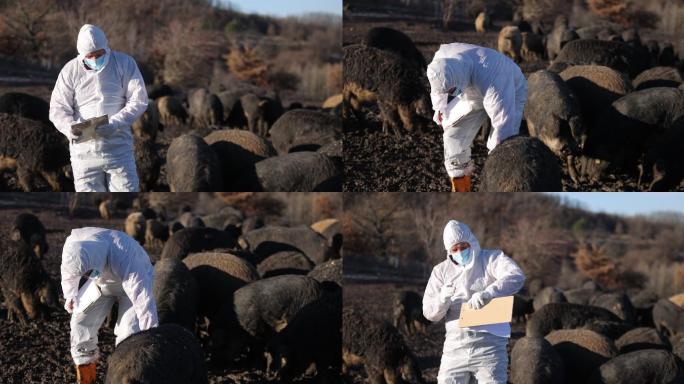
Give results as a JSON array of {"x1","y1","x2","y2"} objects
[
  {"x1": 0, "y1": 238, "x2": 58, "y2": 324},
  {"x1": 104, "y1": 324, "x2": 208, "y2": 384},
  {"x1": 11, "y1": 213, "x2": 48, "y2": 258},
  {"x1": 153, "y1": 258, "x2": 199, "y2": 330},
  {"x1": 480, "y1": 136, "x2": 563, "y2": 192},
  {"x1": 343, "y1": 308, "x2": 424, "y2": 384},
  {"x1": 393, "y1": 290, "x2": 430, "y2": 335},
  {"x1": 255, "y1": 151, "x2": 340, "y2": 191},
  {"x1": 239, "y1": 225, "x2": 336, "y2": 264},
  {"x1": 166, "y1": 134, "x2": 223, "y2": 192},
  {"x1": 343, "y1": 44, "x2": 431, "y2": 135},
  {"x1": 161, "y1": 227, "x2": 237, "y2": 261},
  {"x1": 269, "y1": 109, "x2": 342, "y2": 155},
  {"x1": 526, "y1": 303, "x2": 630, "y2": 338}
]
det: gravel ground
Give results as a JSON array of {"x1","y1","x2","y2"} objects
[
  {"x1": 343, "y1": 280, "x2": 527, "y2": 384},
  {"x1": 342, "y1": 11, "x2": 684, "y2": 192},
  {"x1": 0, "y1": 196, "x2": 320, "y2": 383}
]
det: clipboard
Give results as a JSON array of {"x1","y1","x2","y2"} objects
[
  {"x1": 71, "y1": 115, "x2": 108, "y2": 143},
  {"x1": 458, "y1": 296, "x2": 514, "y2": 327},
  {"x1": 75, "y1": 277, "x2": 102, "y2": 313}
]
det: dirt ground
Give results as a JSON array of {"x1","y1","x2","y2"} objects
[
  {"x1": 0, "y1": 81, "x2": 177, "y2": 192},
  {"x1": 341, "y1": 11, "x2": 684, "y2": 192},
  {"x1": 0, "y1": 195, "x2": 316, "y2": 383},
  {"x1": 0, "y1": 80, "x2": 330, "y2": 193},
  {"x1": 343, "y1": 279, "x2": 526, "y2": 384}
]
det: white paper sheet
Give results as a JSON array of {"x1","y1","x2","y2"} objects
[{"x1": 75, "y1": 278, "x2": 102, "y2": 314}]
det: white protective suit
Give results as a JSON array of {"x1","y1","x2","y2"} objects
[
  {"x1": 423, "y1": 220, "x2": 525, "y2": 384},
  {"x1": 60, "y1": 227, "x2": 158, "y2": 365},
  {"x1": 49, "y1": 24, "x2": 148, "y2": 192},
  {"x1": 427, "y1": 43, "x2": 527, "y2": 177}
]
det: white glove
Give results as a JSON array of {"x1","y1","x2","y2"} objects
[
  {"x1": 467, "y1": 291, "x2": 492, "y2": 310},
  {"x1": 439, "y1": 284, "x2": 456, "y2": 304},
  {"x1": 64, "y1": 297, "x2": 77, "y2": 314},
  {"x1": 96, "y1": 123, "x2": 118, "y2": 137}
]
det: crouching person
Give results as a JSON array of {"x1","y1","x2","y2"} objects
[{"x1": 60, "y1": 227, "x2": 158, "y2": 384}]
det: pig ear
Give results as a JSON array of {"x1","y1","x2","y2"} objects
[
  {"x1": 10, "y1": 229, "x2": 21, "y2": 241},
  {"x1": 280, "y1": 356, "x2": 288, "y2": 368}
]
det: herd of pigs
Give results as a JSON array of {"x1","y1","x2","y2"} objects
[
  {"x1": 0, "y1": 84, "x2": 343, "y2": 192},
  {"x1": 342, "y1": 13, "x2": 684, "y2": 191},
  {"x1": 345, "y1": 283, "x2": 684, "y2": 383},
  {"x1": 0, "y1": 201, "x2": 342, "y2": 383}
]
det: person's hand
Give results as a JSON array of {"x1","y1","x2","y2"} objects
[
  {"x1": 450, "y1": 289, "x2": 467, "y2": 303},
  {"x1": 467, "y1": 291, "x2": 492, "y2": 310},
  {"x1": 68, "y1": 126, "x2": 83, "y2": 141},
  {"x1": 96, "y1": 123, "x2": 117, "y2": 137},
  {"x1": 437, "y1": 111, "x2": 443, "y2": 123},
  {"x1": 440, "y1": 284, "x2": 456, "y2": 304},
  {"x1": 64, "y1": 297, "x2": 76, "y2": 314}
]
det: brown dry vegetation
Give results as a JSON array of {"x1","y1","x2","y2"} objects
[
  {"x1": 344, "y1": 193, "x2": 684, "y2": 297},
  {"x1": 0, "y1": 0, "x2": 341, "y2": 102},
  {"x1": 0, "y1": 192, "x2": 342, "y2": 383}
]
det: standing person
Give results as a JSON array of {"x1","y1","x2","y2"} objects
[
  {"x1": 423, "y1": 220, "x2": 525, "y2": 383},
  {"x1": 427, "y1": 43, "x2": 527, "y2": 192},
  {"x1": 50, "y1": 24, "x2": 148, "y2": 192},
  {"x1": 61, "y1": 227, "x2": 157, "y2": 384}
]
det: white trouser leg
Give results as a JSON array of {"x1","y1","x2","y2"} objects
[
  {"x1": 438, "y1": 329, "x2": 508, "y2": 384},
  {"x1": 471, "y1": 332, "x2": 508, "y2": 384},
  {"x1": 105, "y1": 154, "x2": 139, "y2": 192},
  {"x1": 113, "y1": 293, "x2": 140, "y2": 345},
  {"x1": 443, "y1": 109, "x2": 489, "y2": 177},
  {"x1": 69, "y1": 294, "x2": 115, "y2": 365},
  {"x1": 71, "y1": 158, "x2": 107, "y2": 192}
]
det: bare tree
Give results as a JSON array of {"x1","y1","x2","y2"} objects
[
  {"x1": 157, "y1": 19, "x2": 224, "y2": 87},
  {"x1": 442, "y1": 0, "x2": 454, "y2": 30},
  {"x1": 1, "y1": 0, "x2": 53, "y2": 59},
  {"x1": 347, "y1": 194, "x2": 402, "y2": 260},
  {"x1": 413, "y1": 194, "x2": 449, "y2": 264},
  {"x1": 501, "y1": 216, "x2": 571, "y2": 285},
  {"x1": 225, "y1": 42, "x2": 269, "y2": 85}
]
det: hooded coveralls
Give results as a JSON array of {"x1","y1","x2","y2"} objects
[
  {"x1": 49, "y1": 24, "x2": 147, "y2": 192},
  {"x1": 427, "y1": 43, "x2": 527, "y2": 177},
  {"x1": 423, "y1": 221, "x2": 525, "y2": 383},
  {"x1": 60, "y1": 227, "x2": 158, "y2": 365}
]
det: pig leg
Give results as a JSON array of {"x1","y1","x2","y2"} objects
[
  {"x1": 383, "y1": 368, "x2": 402, "y2": 384},
  {"x1": 41, "y1": 170, "x2": 63, "y2": 192},
  {"x1": 16, "y1": 166, "x2": 34, "y2": 192},
  {"x1": 398, "y1": 104, "x2": 418, "y2": 133},
  {"x1": 648, "y1": 158, "x2": 669, "y2": 192},
  {"x1": 8, "y1": 293, "x2": 28, "y2": 325},
  {"x1": 378, "y1": 101, "x2": 402, "y2": 136},
  {"x1": 20, "y1": 292, "x2": 40, "y2": 320},
  {"x1": 366, "y1": 365, "x2": 386, "y2": 384}
]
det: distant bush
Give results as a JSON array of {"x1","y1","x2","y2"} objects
[{"x1": 587, "y1": 0, "x2": 660, "y2": 28}]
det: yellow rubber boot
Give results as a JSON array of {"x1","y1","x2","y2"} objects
[
  {"x1": 451, "y1": 175, "x2": 472, "y2": 192},
  {"x1": 76, "y1": 362, "x2": 96, "y2": 384}
]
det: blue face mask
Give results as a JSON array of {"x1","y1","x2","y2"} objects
[
  {"x1": 449, "y1": 247, "x2": 472, "y2": 265},
  {"x1": 84, "y1": 54, "x2": 106, "y2": 71}
]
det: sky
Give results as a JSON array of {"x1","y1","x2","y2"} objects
[
  {"x1": 548, "y1": 193, "x2": 684, "y2": 216},
  {"x1": 220, "y1": 0, "x2": 341, "y2": 17}
]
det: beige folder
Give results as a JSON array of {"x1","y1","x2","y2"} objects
[{"x1": 458, "y1": 296, "x2": 514, "y2": 327}]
